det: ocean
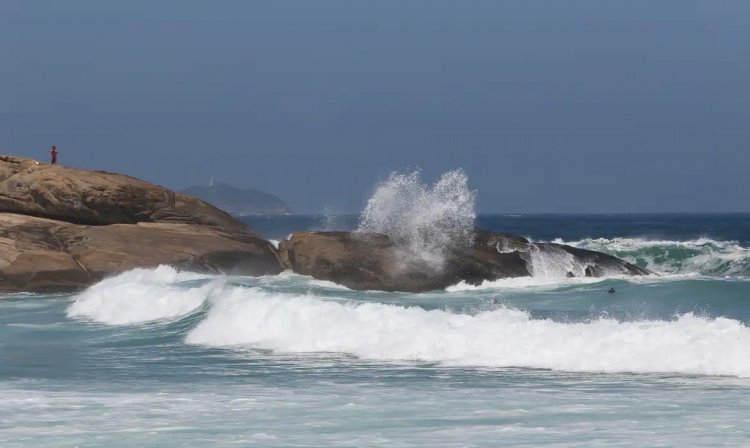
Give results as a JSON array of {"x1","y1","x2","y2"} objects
[{"x1": 2, "y1": 213, "x2": 750, "y2": 447}]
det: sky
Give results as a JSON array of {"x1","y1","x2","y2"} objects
[{"x1": 2, "y1": 1, "x2": 749, "y2": 214}]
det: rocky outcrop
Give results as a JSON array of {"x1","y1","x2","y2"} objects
[
  {"x1": 0, "y1": 156, "x2": 282, "y2": 292},
  {"x1": 0, "y1": 155, "x2": 650, "y2": 294},
  {"x1": 0, "y1": 156, "x2": 247, "y2": 231},
  {"x1": 279, "y1": 229, "x2": 649, "y2": 292}
]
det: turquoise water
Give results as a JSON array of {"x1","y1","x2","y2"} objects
[{"x1": 2, "y1": 214, "x2": 750, "y2": 446}]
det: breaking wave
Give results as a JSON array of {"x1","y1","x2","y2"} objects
[
  {"x1": 556, "y1": 237, "x2": 750, "y2": 277},
  {"x1": 67, "y1": 266, "x2": 219, "y2": 325},
  {"x1": 446, "y1": 275, "x2": 606, "y2": 292},
  {"x1": 185, "y1": 287, "x2": 750, "y2": 377},
  {"x1": 67, "y1": 268, "x2": 750, "y2": 377},
  {"x1": 357, "y1": 169, "x2": 476, "y2": 268}
]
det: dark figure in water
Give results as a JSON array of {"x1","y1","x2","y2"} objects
[
  {"x1": 608, "y1": 287, "x2": 615, "y2": 294},
  {"x1": 50, "y1": 146, "x2": 58, "y2": 165}
]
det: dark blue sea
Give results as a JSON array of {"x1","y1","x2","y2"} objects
[{"x1": 2, "y1": 214, "x2": 750, "y2": 447}]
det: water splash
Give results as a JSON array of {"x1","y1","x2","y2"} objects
[
  {"x1": 357, "y1": 169, "x2": 476, "y2": 267},
  {"x1": 527, "y1": 244, "x2": 582, "y2": 278}
]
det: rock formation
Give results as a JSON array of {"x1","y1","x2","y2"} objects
[
  {"x1": 0, "y1": 155, "x2": 650, "y2": 294},
  {"x1": 279, "y1": 229, "x2": 649, "y2": 292},
  {"x1": 0, "y1": 156, "x2": 282, "y2": 292}
]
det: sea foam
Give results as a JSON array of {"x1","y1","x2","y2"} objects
[
  {"x1": 557, "y1": 237, "x2": 750, "y2": 277},
  {"x1": 186, "y1": 285, "x2": 750, "y2": 377},
  {"x1": 67, "y1": 266, "x2": 219, "y2": 325},
  {"x1": 67, "y1": 267, "x2": 750, "y2": 377}
]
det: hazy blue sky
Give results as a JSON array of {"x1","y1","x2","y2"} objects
[{"x1": 2, "y1": 1, "x2": 748, "y2": 213}]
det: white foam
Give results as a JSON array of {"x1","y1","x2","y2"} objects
[
  {"x1": 67, "y1": 266, "x2": 220, "y2": 325},
  {"x1": 445, "y1": 271, "x2": 724, "y2": 292},
  {"x1": 186, "y1": 287, "x2": 750, "y2": 377},
  {"x1": 446, "y1": 275, "x2": 606, "y2": 292},
  {"x1": 304, "y1": 278, "x2": 352, "y2": 290},
  {"x1": 445, "y1": 241, "x2": 635, "y2": 292},
  {"x1": 527, "y1": 243, "x2": 584, "y2": 277},
  {"x1": 555, "y1": 237, "x2": 750, "y2": 276},
  {"x1": 254, "y1": 271, "x2": 352, "y2": 290}
]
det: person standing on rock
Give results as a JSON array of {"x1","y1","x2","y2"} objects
[{"x1": 50, "y1": 146, "x2": 58, "y2": 165}]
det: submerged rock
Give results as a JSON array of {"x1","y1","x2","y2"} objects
[
  {"x1": 0, "y1": 156, "x2": 282, "y2": 292},
  {"x1": 279, "y1": 228, "x2": 648, "y2": 292}
]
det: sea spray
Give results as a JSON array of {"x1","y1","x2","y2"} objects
[{"x1": 357, "y1": 169, "x2": 477, "y2": 269}]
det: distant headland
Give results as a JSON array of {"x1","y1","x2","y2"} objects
[{"x1": 181, "y1": 183, "x2": 290, "y2": 216}]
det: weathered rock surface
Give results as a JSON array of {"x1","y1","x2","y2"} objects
[
  {"x1": 0, "y1": 156, "x2": 247, "y2": 231},
  {"x1": 0, "y1": 155, "x2": 650, "y2": 294},
  {"x1": 279, "y1": 229, "x2": 649, "y2": 292},
  {"x1": 0, "y1": 156, "x2": 282, "y2": 292}
]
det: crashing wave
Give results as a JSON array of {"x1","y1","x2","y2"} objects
[
  {"x1": 185, "y1": 286, "x2": 750, "y2": 377},
  {"x1": 67, "y1": 266, "x2": 219, "y2": 325},
  {"x1": 556, "y1": 237, "x2": 750, "y2": 277},
  {"x1": 68, "y1": 266, "x2": 750, "y2": 377},
  {"x1": 357, "y1": 169, "x2": 476, "y2": 269}
]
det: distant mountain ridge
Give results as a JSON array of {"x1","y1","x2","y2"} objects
[{"x1": 181, "y1": 184, "x2": 291, "y2": 216}]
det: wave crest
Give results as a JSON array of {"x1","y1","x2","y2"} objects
[
  {"x1": 186, "y1": 286, "x2": 750, "y2": 377},
  {"x1": 67, "y1": 266, "x2": 218, "y2": 325},
  {"x1": 67, "y1": 265, "x2": 750, "y2": 377},
  {"x1": 557, "y1": 237, "x2": 750, "y2": 277}
]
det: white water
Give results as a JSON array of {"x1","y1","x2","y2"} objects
[
  {"x1": 185, "y1": 287, "x2": 750, "y2": 376},
  {"x1": 556, "y1": 236, "x2": 750, "y2": 276},
  {"x1": 450, "y1": 236, "x2": 750, "y2": 292},
  {"x1": 527, "y1": 243, "x2": 583, "y2": 277},
  {"x1": 446, "y1": 275, "x2": 607, "y2": 291},
  {"x1": 67, "y1": 266, "x2": 219, "y2": 325},
  {"x1": 67, "y1": 268, "x2": 750, "y2": 377},
  {"x1": 357, "y1": 169, "x2": 476, "y2": 268}
]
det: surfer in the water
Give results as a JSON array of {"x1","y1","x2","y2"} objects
[
  {"x1": 50, "y1": 146, "x2": 58, "y2": 165},
  {"x1": 608, "y1": 287, "x2": 615, "y2": 294}
]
